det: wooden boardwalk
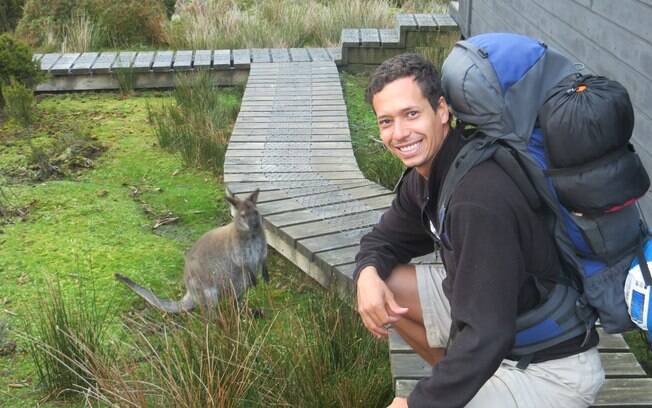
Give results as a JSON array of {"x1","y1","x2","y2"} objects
[{"x1": 224, "y1": 60, "x2": 652, "y2": 407}]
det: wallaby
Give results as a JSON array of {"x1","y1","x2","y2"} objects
[{"x1": 115, "y1": 189, "x2": 268, "y2": 313}]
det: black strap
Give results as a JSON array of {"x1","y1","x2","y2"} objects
[
  {"x1": 492, "y1": 147, "x2": 542, "y2": 211},
  {"x1": 516, "y1": 354, "x2": 534, "y2": 370},
  {"x1": 637, "y1": 243, "x2": 652, "y2": 287}
]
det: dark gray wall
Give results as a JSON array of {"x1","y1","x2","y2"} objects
[{"x1": 452, "y1": 0, "x2": 652, "y2": 223}]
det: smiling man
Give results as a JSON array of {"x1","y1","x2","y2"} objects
[{"x1": 353, "y1": 54, "x2": 603, "y2": 407}]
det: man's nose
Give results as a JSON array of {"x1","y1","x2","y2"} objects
[{"x1": 393, "y1": 119, "x2": 410, "y2": 139}]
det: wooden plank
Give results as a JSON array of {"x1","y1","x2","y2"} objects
[
  {"x1": 227, "y1": 142, "x2": 351, "y2": 150},
  {"x1": 251, "y1": 48, "x2": 271, "y2": 63},
  {"x1": 265, "y1": 194, "x2": 393, "y2": 228},
  {"x1": 396, "y1": 13, "x2": 418, "y2": 36},
  {"x1": 193, "y1": 50, "x2": 212, "y2": 69},
  {"x1": 299, "y1": 227, "x2": 373, "y2": 254},
  {"x1": 39, "y1": 53, "x2": 61, "y2": 72},
  {"x1": 173, "y1": 50, "x2": 193, "y2": 70},
  {"x1": 390, "y1": 351, "x2": 646, "y2": 380},
  {"x1": 225, "y1": 163, "x2": 360, "y2": 174},
  {"x1": 414, "y1": 13, "x2": 437, "y2": 31},
  {"x1": 360, "y1": 28, "x2": 381, "y2": 46},
  {"x1": 307, "y1": 48, "x2": 331, "y2": 62},
  {"x1": 70, "y1": 52, "x2": 99, "y2": 74},
  {"x1": 232, "y1": 49, "x2": 251, "y2": 68},
  {"x1": 379, "y1": 29, "x2": 401, "y2": 47},
  {"x1": 213, "y1": 49, "x2": 231, "y2": 68},
  {"x1": 334, "y1": 263, "x2": 356, "y2": 280},
  {"x1": 270, "y1": 48, "x2": 291, "y2": 62},
  {"x1": 597, "y1": 328, "x2": 630, "y2": 352},
  {"x1": 90, "y1": 52, "x2": 117, "y2": 73},
  {"x1": 252, "y1": 180, "x2": 375, "y2": 203},
  {"x1": 433, "y1": 13, "x2": 458, "y2": 31},
  {"x1": 593, "y1": 378, "x2": 652, "y2": 407},
  {"x1": 327, "y1": 48, "x2": 342, "y2": 63},
  {"x1": 261, "y1": 185, "x2": 389, "y2": 216},
  {"x1": 289, "y1": 48, "x2": 311, "y2": 62},
  {"x1": 224, "y1": 170, "x2": 364, "y2": 183},
  {"x1": 341, "y1": 28, "x2": 360, "y2": 47},
  {"x1": 315, "y1": 245, "x2": 360, "y2": 267},
  {"x1": 390, "y1": 353, "x2": 645, "y2": 379},
  {"x1": 132, "y1": 51, "x2": 155, "y2": 71},
  {"x1": 112, "y1": 51, "x2": 137, "y2": 70},
  {"x1": 50, "y1": 53, "x2": 80, "y2": 75},
  {"x1": 152, "y1": 51, "x2": 174, "y2": 71},
  {"x1": 395, "y1": 378, "x2": 652, "y2": 405}
]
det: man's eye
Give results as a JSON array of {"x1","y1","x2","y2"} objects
[
  {"x1": 407, "y1": 111, "x2": 419, "y2": 118},
  {"x1": 378, "y1": 119, "x2": 391, "y2": 127}
]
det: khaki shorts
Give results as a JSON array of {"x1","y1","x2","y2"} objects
[{"x1": 414, "y1": 264, "x2": 605, "y2": 407}]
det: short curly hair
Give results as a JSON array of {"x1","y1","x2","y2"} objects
[{"x1": 365, "y1": 53, "x2": 443, "y2": 112}]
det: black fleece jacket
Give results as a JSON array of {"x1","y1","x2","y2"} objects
[{"x1": 354, "y1": 128, "x2": 598, "y2": 408}]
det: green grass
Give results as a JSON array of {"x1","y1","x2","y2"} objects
[
  {"x1": 341, "y1": 71, "x2": 405, "y2": 190},
  {"x1": 0, "y1": 90, "x2": 391, "y2": 406}
]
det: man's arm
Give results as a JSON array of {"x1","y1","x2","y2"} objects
[
  {"x1": 354, "y1": 172, "x2": 435, "y2": 282},
  {"x1": 355, "y1": 172, "x2": 434, "y2": 337}
]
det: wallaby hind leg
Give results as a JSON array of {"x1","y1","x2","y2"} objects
[
  {"x1": 262, "y1": 264, "x2": 269, "y2": 283},
  {"x1": 115, "y1": 273, "x2": 195, "y2": 313}
]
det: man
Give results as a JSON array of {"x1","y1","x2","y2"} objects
[{"x1": 354, "y1": 53, "x2": 604, "y2": 407}]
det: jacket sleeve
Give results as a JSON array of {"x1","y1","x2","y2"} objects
[
  {"x1": 407, "y1": 200, "x2": 522, "y2": 408},
  {"x1": 354, "y1": 172, "x2": 435, "y2": 282}
]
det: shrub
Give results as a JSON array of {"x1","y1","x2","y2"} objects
[
  {"x1": 2, "y1": 77, "x2": 35, "y2": 128},
  {"x1": 0, "y1": 33, "x2": 41, "y2": 108},
  {"x1": 0, "y1": 0, "x2": 24, "y2": 33},
  {"x1": 16, "y1": 0, "x2": 167, "y2": 49},
  {"x1": 21, "y1": 275, "x2": 115, "y2": 399},
  {"x1": 93, "y1": 0, "x2": 167, "y2": 47},
  {"x1": 15, "y1": 0, "x2": 85, "y2": 47},
  {"x1": 148, "y1": 72, "x2": 240, "y2": 174}
]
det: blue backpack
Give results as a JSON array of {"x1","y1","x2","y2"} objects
[{"x1": 439, "y1": 33, "x2": 651, "y2": 364}]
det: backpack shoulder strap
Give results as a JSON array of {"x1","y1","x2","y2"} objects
[{"x1": 435, "y1": 134, "x2": 498, "y2": 235}]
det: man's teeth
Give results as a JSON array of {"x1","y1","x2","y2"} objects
[{"x1": 398, "y1": 142, "x2": 420, "y2": 152}]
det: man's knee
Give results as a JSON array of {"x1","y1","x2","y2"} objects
[{"x1": 386, "y1": 264, "x2": 418, "y2": 300}]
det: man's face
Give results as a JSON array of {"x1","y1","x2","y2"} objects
[{"x1": 372, "y1": 76, "x2": 450, "y2": 178}]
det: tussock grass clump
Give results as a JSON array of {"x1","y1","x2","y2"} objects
[
  {"x1": 148, "y1": 72, "x2": 240, "y2": 175},
  {"x1": 270, "y1": 292, "x2": 393, "y2": 407},
  {"x1": 3, "y1": 77, "x2": 35, "y2": 128},
  {"x1": 21, "y1": 276, "x2": 115, "y2": 400},
  {"x1": 168, "y1": 0, "x2": 395, "y2": 49}
]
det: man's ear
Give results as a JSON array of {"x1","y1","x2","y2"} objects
[{"x1": 437, "y1": 96, "x2": 450, "y2": 124}]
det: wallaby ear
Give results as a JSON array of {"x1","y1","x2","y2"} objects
[
  {"x1": 248, "y1": 188, "x2": 260, "y2": 204},
  {"x1": 225, "y1": 194, "x2": 239, "y2": 208}
]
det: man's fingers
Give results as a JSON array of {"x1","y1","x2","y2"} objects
[{"x1": 385, "y1": 290, "x2": 409, "y2": 318}]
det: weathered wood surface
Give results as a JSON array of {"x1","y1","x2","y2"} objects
[
  {"x1": 172, "y1": 50, "x2": 194, "y2": 70},
  {"x1": 39, "y1": 53, "x2": 61, "y2": 71},
  {"x1": 193, "y1": 50, "x2": 212, "y2": 69},
  {"x1": 113, "y1": 51, "x2": 136, "y2": 70},
  {"x1": 70, "y1": 52, "x2": 99, "y2": 74},
  {"x1": 90, "y1": 52, "x2": 117, "y2": 73}
]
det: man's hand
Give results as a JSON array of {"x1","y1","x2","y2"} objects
[
  {"x1": 387, "y1": 397, "x2": 408, "y2": 408},
  {"x1": 356, "y1": 266, "x2": 408, "y2": 337}
]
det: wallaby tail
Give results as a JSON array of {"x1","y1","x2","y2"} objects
[{"x1": 115, "y1": 273, "x2": 195, "y2": 313}]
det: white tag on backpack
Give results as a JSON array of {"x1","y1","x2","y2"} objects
[{"x1": 624, "y1": 259, "x2": 652, "y2": 331}]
